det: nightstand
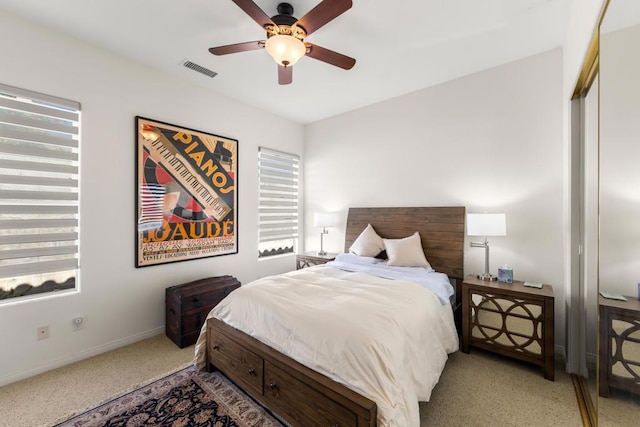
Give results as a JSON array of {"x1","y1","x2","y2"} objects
[
  {"x1": 296, "y1": 251, "x2": 337, "y2": 269},
  {"x1": 461, "y1": 274, "x2": 555, "y2": 380},
  {"x1": 598, "y1": 295, "x2": 640, "y2": 397}
]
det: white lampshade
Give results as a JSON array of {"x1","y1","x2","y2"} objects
[
  {"x1": 314, "y1": 212, "x2": 337, "y2": 228},
  {"x1": 467, "y1": 213, "x2": 506, "y2": 236},
  {"x1": 264, "y1": 34, "x2": 306, "y2": 67}
]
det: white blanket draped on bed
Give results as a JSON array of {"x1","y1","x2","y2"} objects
[{"x1": 194, "y1": 265, "x2": 459, "y2": 427}]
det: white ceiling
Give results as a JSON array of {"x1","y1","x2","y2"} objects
[{"x1": 0, "y1": 0, "x2": 573, "y2": 124}]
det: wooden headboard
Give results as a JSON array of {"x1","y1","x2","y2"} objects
[{"x1": 344, "y1": 207, "x2": 465, "y2": 281}]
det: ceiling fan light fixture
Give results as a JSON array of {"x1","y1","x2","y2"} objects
[{"x1": 265, "y1": 34, "x2": 306, "y2": 67}]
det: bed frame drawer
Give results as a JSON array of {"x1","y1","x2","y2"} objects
[
  {"x1": 207, "y1": 318, "x2": 377, "y2": 427},
  {"x1": 263, "y1": 361, "x2": 356, "y2": 427},
  {"x1": 209, "y1": 332, "x2": 263, "y2": 397}
]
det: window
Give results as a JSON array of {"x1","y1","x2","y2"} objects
[
  {"x1": 258, "y1": 147, "x2": 299, "y2": 258},
  {"x1": 0, "y1": 84, "x2": 80, "y2": 302}
]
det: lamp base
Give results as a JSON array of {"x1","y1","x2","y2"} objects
[
  {"x1": 477, "y1": 273, "x2": 498, "y2": 281},
  {"x1": 317, "y1": 250, "x2": 327, "y2": 256}
]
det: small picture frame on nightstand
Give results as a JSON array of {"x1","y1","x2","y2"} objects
[{"x1": 497, "y1": 266, "x2": 513, "y2": 283}]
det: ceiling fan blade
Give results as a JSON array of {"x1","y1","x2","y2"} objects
[
  {"x1": 231, "y1": 0, "x2": 275, "y2": 28},
  {"x1": 305, "y1": 43, "x2": 355, "y2": 70},
  {"x1": 278, "y1": 65, "x2": 293, "y2": 85},
  {"x1": 295, "y1": 0, "x2": 352, "y2": 36},
  {"x1": 209, "y1": 41, "x2": 264, "y2": 55}
]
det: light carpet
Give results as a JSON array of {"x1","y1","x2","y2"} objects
[{"x1": 1, "y1": 334, "x2": 584, "y2": 427}]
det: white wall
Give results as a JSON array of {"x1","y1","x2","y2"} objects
[
  {"x1": 304, "y1": 49, "x2": 566, "y2": 348},
  {"x1": 599, "y1": 24, "x2": 640, "y2": 297},
  {"x1": 0, "y1": 12, "x2": 303, "y2": 386}
]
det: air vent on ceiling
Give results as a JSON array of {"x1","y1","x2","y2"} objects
[{"x1": 182, "y1": 60, "x2": 218, "y2": 78}]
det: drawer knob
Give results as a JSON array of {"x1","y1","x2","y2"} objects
[
  {"x1": 213, "y1": 345, "x2": 220, "y2": 351},
  {"x1": 248, "y1": 368, "x2": 256, "y2": 376},
  {"x1": 269, "y1": 382, "x2": 278, "y2": 390}
]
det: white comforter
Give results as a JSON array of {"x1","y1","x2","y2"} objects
[{"x1": 194, "y1": 265, "x2": 459, "y2": 427}]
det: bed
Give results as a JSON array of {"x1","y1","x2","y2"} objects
[{"x1": 194, "y1": 206, "x2": 465, "y2": 427}]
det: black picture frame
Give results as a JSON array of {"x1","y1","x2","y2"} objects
[{"x1": 135, "y1": 116, "x2": 238, "y2": 267}]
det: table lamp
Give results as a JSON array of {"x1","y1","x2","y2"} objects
[
  {"x1": 314, "y1": 213, "x2": 336, "y2": 256},
  {"x1": 467, "y1": 213, "x2": 507, "y2": 281}
]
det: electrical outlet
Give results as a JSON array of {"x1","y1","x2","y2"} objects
[
  {"x1": 37, "y1": 326, "x2": 49, "y2": 340},
  {"x1": 72, "y1": 317, "x2": 83, "y2": 331}
]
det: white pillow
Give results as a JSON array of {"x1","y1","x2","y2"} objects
[
  {"x1": 383, "y1": 232, "x2": 432, "y2": 268},
  {"x1": 349, "y1": 224, "x2": 385, "y2": 257}
]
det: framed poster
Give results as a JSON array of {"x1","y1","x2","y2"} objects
[{"x1": 135, "y1": 117, "x2": 238, "y2": 267}]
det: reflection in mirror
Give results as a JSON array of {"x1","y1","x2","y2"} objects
[
  {"x1": 599, "y1": 0, "x2": 640, "y2": 424},
  {"x1": 569, "y1": 19, "x2": 600, "y2": 423},
  {"x1": 583, "y1": 75, "x2": 599, "y2": 418}
]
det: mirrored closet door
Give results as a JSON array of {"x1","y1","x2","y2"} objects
[{"x1": 598, "y1": 0, "x2": 640, "y2": 424}]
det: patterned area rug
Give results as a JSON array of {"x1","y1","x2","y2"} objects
[{"x1": 53, "y1": 366, "x2": 283, "y2": 427}]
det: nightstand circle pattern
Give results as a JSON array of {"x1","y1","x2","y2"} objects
[
  {"x1": 599, "y1": 297, "x2": 640, "y2": 397},
  {"x1": 462, "y1": 275, "x2": 555, "y2": 381},
  {"x1": 612, "y1": 319, "x2": 640, "y2": 380},
  {"x1": 470, "y1": 292, "x2": 543, "y2": 356}
]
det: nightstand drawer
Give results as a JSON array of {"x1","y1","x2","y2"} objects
[{"x1": 471, "y1": 293, "x2": 544, "y2": 354}]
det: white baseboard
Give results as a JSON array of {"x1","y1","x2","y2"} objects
[{"x1": 0, "y1": 326, "x2": 165, "y2": 387}]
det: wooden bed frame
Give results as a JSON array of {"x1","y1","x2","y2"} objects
[{"x1": 206, "y1": 206, "x2": 465, "y2": 427}]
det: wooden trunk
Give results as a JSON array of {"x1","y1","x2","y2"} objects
[{"x1": 165, "y1": 275, "x2": 240, "y2": 348}]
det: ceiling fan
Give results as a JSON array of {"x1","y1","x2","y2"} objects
[{"x1": 209, "y1": 0, "x2": 356, "y2": 85}]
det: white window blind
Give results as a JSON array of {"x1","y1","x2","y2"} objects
[
  {"x1": 258, "y1": 147, "x2": 299, "y2": 258},
  {"x1": 0, "y1": 84, "x2": 80, "y2": 301}
]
